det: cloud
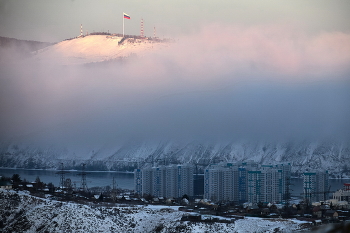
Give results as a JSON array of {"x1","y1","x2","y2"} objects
[{"x1": 0, "y1": 24, "x2": 350, "y2": 148}]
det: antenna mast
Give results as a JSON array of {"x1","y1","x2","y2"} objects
[{"x1": 140, "y1": 18, "x2": 144, "y2": 38}]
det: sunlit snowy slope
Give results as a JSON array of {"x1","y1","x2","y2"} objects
[{"x1": 32, "y1": 35, "x2": 170, "y2": 65}]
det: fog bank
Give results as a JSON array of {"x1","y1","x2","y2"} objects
[{"x1": 1, "y1": 25, "x2": 350, "y2": 148}]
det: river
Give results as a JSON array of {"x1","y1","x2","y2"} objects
[
  {"x1": 1, "y1": 168, "x2": 349, "y2": 198},
  {"x1": 0, "y1": 168, "x2": 134, "y2": 190}
]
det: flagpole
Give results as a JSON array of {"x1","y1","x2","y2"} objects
[{"x1": 123, "y1": 12, "x2": 124, "y2": 37}]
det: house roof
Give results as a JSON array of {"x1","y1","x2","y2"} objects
[
  {"x1": 325, "y1": 210, "x2": 337, "y2": 216},
  {"x1": 0, "y1": 181, "x2": 12, "y2": 186}
]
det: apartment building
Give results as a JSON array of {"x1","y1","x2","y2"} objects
[
  {"x1": 204, "y1": 162, "x2": 291, "y2": 204},
  {"x1": 303, "y1": 171, "x2": 329, "y2": 203},
  {"x1": 135, "y1": 164, "x2": 194, "y2": 198}
]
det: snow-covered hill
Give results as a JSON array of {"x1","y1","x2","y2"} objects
[
  {"x1": 0, "y1": 190, "x2": 309, "y2": 232},
  {"x1": 0, "y1": 141, "x2": 349, "y2": 176},
  {"x1": 32, "y1": 35, "x2": 170, "y2": 65}
]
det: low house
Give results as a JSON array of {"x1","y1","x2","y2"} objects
[
  {"x1": 313, "y1": 219, "x2": 322, "y2": 226},
  {"x1": 324, "y1": 210, "x2": 339, "y2": 221},
  {"x1": 312, "y1": 206, "x2": 322, "y2": 218},
  {"x1": 261, "y1": 208, "x2": 270, "y2": 216},
  {"x1": 0, "y1": 181, "x2": 12, "y2": 189},
  {"x1": 181, "y1": 213, "x2": 201, "y2": 221},
  {"x1": 26, "y1": 184, "x2": 34, "y2": 191},
  {"x1": 246, "y1": 205, "x2": 259, "y2": 214}
]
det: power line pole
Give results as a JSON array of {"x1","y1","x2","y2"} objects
[
  {"x1": 111, "y1": 176, "x2": 117, "y2": 202},
  {"x1": 78, "y1": 163, "x2": 88, "y2": 192},
  {"x1": 56, "y1": 163, "x2": 69, "y2": 190}
]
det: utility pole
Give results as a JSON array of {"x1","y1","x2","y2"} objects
[{"x1": 111, "y1": 177, "x2": 117, "y2": 202}]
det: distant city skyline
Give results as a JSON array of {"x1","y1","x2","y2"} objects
[{"x1": 0, "y1": 0, "x2": 350, "y2": 42}]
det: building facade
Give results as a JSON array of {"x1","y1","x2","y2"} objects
[
  {"x1": 303, "y1": 171, "x2": 329, "y2": 203},
  {"x1": 204, "y1": 161, "x2": 291, "y2": 204},
  {"x1": 135, "y1": 164, "x2": 194, "y2": 198},
  {"x1": 332, "y1": 183, "x2": 350, "y2": 202},
  {"x1": 247, "y1": 164, "x2": 291, "y2": 204}
]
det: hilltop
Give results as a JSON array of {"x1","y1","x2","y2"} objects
[
  {"x1": 32, "y1": 35, "x2": 171, "y2": 65},
  {"x1": 0, "y1": 36, "x2": 53, "y2": 53}
]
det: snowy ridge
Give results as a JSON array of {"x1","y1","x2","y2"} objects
[
  {"x1": 0, "y1": 140, "x2": 349, "y2": 176},
  {"x1": 32, "y1": 35, "x2": 170, "y2": 65},
  {"x1": 0, "y1": 190, "x2": 309, "y2": 232}
]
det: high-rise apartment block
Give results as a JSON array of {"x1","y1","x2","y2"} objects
[
  {"x1": 303, "y1": 171, "x2": 329, "y2": 203},
  {"x1": 135, "y1": 164, "x2": 194, "y2": 198},
  {"x1": 204, "y1": 161, "x2": 291, "y2": 204}
]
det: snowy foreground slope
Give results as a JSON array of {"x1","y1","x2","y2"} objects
[
  {"x1": 0, "y1": 141, "x2": 349, "y2": 176},
  {"x1": 0, "y1": 190, "x2": 309, "y2": 233},
  {"x1": 32, "y1": 35, "x2": 170, "y2": 65}
]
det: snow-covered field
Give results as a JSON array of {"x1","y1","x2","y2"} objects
[{"x1": 0, "y1": 189, "x2": 310, "y2": 232}]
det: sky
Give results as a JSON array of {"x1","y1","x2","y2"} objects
[
  {"x1": 1, "y1": 0, "x2": 350, "y2": 42},
  {"x1": 0, "y1": 0, "x2": 350, "y2": 149}
]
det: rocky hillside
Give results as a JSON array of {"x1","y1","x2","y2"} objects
[
  {"x1": 0, "y1": 141, "x2": 349, "y2": 177},
  {"x1": 0, "y1": 190, "x2": 308, "y2": 233}
]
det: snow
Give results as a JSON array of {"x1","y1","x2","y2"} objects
[
  {"x1": 32, "y1": 35, "x2": 170, "y2": 65},
  {"x1": 1, "y1": 141, "x2": 350, "y2": 177},
  {"x1": 143, "y1": 205, "x2": 181, "y2": 211},
  {"x1": 1, "y1": 190, "x2": 311, "y2": 232},
  {"x1": 232, "y1": 217, "x2": 307, "y2": 233}
]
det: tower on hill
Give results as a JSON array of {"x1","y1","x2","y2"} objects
[{"x1": 140, "y1": 18, "x2": 144, "y2": 38}]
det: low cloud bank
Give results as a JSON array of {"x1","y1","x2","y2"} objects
[{"x1": 1, "y1": 25, "x2": 350, "y2": 148}]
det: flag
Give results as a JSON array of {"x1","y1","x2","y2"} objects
[{"x1": 123, "y1": 13, "x2": 130, "y2": 19}]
